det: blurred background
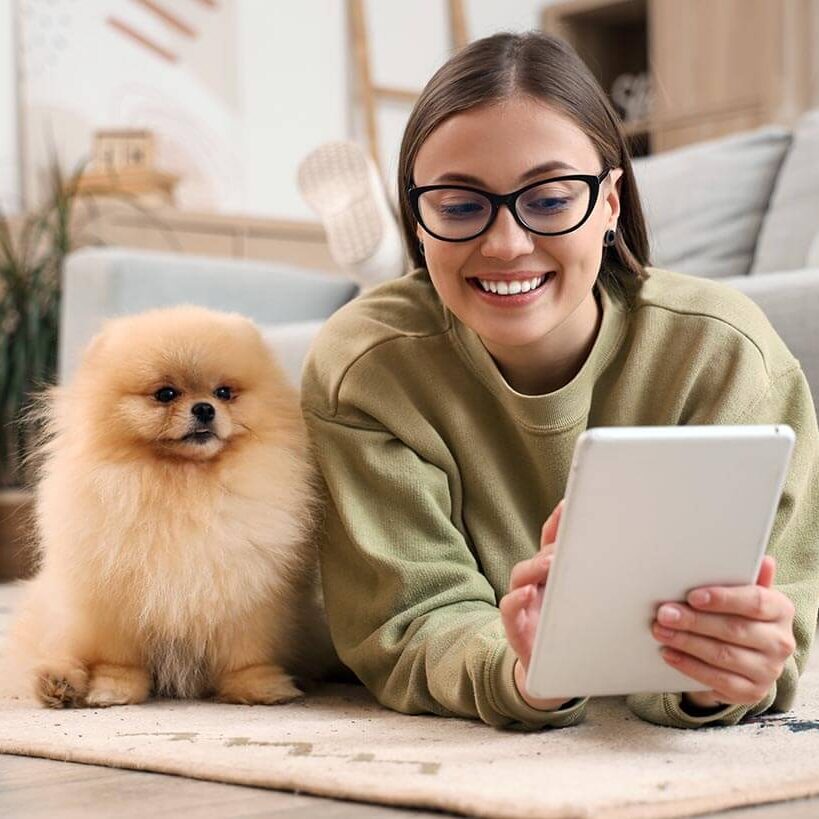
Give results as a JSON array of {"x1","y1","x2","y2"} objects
[
  {"x1": 3, "y1": 0, "x2": 818, "y2": 219},
  {"x1": 1, "y1": 0, "x2": 819, "y2": 577}
]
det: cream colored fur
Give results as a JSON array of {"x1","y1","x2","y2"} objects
[{"x1": 0, "y1": 305, "x2": 343, "y2": 707}]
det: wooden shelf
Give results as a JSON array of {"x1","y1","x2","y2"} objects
[
  {"x1": 542, "y1": 0, "x2": 817, "y2": 157},
  {"x1": 543, "y1": 0, "x2": 649, "y2": 156},
  {"x1": 72, "y1": 167, "x2": 179, "y2": 203}
]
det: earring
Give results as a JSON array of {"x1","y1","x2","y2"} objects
[
  {"x1": 603, "y1": 228, "x2": 617, "y2": 247},
  {"x1": 418, "y1": 240, "x2": 426, "y2": 257}
]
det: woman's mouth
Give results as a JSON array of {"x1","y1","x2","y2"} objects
[{"x1": 467, "y1": 272, "x2": 555, "y2": 306}]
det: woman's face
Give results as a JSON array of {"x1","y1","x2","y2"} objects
[{"x1": 412, "y1": 95, "x2": 623, "y2": 354}]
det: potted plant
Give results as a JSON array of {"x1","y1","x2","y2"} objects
[{"x1": 0, "y1": 159, "x2": 95, "y2": 579}]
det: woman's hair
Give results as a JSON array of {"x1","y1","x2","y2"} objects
[{"x1": 396, "y1": 31, "x2": 652, "y2": 307}]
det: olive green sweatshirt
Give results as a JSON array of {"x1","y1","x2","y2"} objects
[{"x1": 300, "y1": 266, "x2": 819, "y2": 731}]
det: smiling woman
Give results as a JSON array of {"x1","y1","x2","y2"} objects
[
  {"x1": 300, "y1": 31, "x2": 819, "y2": 734},
  {"x1": 408, "y1": 98, "x2": 622, "y2": 397}
]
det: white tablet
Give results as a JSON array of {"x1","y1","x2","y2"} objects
[{"x1": 525, "y1": 424, "x2": 795, "y2": 700}]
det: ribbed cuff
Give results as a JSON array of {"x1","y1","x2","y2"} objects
[
  {"x1": 486, "y1": 643, "x2": 588, "y2": 730},
  {"x1": 627, "y1": 684, "x2": 777, "y2": 729}
]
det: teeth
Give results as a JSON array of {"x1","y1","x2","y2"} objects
[{"x1": 477, "y1": 274, "x2": 547, "y2": 295}]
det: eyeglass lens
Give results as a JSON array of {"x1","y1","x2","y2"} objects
[{"x1": 417, "y1": 178, "x2": 593, "y2": 240}]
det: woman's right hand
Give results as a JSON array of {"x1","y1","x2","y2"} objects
[{"x1": 499, "y1": 498, "x2": 574, "y2": 710}]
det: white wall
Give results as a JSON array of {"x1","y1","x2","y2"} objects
[
  {"x1": 365, "y1": 0, "x2": 549, "y2": 205},
  {"x1": 236, "y1": 0, "x2": 348, "y2": 219},
  {"x1": 19, "y1": 0, "x2": 246, "y2": 213},
  {"x1": 16, "y1": 0, "x2": 550, "y2": 220},
  {"x1": 0, "y1": 0, "x2": 21, "y2": 213}
]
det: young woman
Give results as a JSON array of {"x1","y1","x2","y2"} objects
[{"x1": 300, "y1": 32, "x2": 819, "y2": 730}]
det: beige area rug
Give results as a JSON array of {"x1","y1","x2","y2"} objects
[{"x1": 2, "y1": 582, "x2": 819, "y2": 819}]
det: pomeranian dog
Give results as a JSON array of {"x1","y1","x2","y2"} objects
[{"x1": 0, "y1": 304, "x2": 345, "y2": 708}]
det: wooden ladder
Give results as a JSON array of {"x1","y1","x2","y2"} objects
[{"x1": 347, "y1": 0, "x2": 470, "y2": 179}]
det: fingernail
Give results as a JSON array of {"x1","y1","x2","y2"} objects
[
  {"x1": 658, "y1": 605, "x2": 681, "y2": 624},
  {"x1": 690, "y1": 590, "x2": 711, "y2": 606}
]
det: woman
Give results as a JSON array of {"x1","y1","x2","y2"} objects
[{"x1": 300, "y1": 32, "x2": 819, "y2": 730}]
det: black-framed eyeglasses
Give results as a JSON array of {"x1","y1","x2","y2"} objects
[{"x1": 407, "y1": 168, "x2": 611, "y2": 242}]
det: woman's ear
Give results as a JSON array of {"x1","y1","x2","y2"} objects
[{"x1": 605, "y1": 168, "x2": 624, "y2": 224}]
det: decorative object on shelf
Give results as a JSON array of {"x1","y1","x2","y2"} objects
[
  {"x1": 74, "y1": 129, "x2": 179, "y2": 204},
  {"x1": 94, "y1": 129, "x2": 155, "y2": 173},
  {"x1": 610, "y1": 71, "x2": 653, "y2": 125}
]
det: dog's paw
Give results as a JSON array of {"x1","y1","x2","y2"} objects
[
  {"x1": 214, "y1": 664, "x2": 305, "y2": 705},
  {"x1": 35, "y1": 662, "x2": 89, "y2": 709},
  {"x1": 86, "y1": 664, "x2": 151, "y2": 708}
]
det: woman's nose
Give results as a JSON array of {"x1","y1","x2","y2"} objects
[{"x1": 479, "y1": 204, "x2": 535, "y2": 260}]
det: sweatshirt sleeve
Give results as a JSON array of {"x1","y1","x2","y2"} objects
[
  {"x1": 627, "y1": 363, "x2": 819, "y2": 728},
  {"x1": 302, "y1": 407, "x2": 588, "y2": 731}
]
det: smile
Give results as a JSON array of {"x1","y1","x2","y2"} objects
[{"x1": 467, "y1": 271, "x2": 555, "y2": 303}]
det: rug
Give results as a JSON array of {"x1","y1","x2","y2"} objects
[{"x1": 2, "y1": 581, "x2": 819, "y2": 819}]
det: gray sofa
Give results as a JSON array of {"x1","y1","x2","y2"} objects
[{"x1": 59, "y1": 107, "x2": 819, "y2": 410}]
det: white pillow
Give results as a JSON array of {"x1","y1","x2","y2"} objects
[
  {"x1": 259, "y1": 320, "x2": 326, "y2": 390},
  {"x1": 807, "y1": 232, "x2": 819, "y2": 267},
  {"x1": 751, "y1": 107, "x2": 819, "y2": 274},
  {"x1": 632, "y1": 125, "x2": 791, "y2": 279}
]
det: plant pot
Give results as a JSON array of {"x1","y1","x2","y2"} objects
[{"x1": 0, "y1": 488, "x2": 38, "y2": 581}]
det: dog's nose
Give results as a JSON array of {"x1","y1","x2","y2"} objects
[{"x1": 191, "y1": 402, "x2": 215, "y2": 423}]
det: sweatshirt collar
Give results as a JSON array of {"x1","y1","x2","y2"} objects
[{"x1": 448, "y1": 280, "x2": 629, "y2": 431}]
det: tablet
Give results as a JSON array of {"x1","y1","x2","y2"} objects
[{"x1": 525, "y1": 424, "x2": 795, "y2": 700}]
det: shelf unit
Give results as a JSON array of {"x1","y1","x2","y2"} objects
[{"x1": 542, "y1": 0, "x2": 818, "y2": 157}]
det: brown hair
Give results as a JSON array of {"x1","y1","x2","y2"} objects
[{"x1": 396, "y1": 31, "x2": 652, "y2": 307}]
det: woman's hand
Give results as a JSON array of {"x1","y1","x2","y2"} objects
[
  {"x1": 653, "y1": 555, "x2": 796, "y2": 711},
  {"x1": 499, "y1": 498, "x2": 575, "y2": 710}
]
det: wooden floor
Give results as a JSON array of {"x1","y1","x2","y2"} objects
[{"x1": 3, "y1": 581, "x2": 819, "y2": 819}]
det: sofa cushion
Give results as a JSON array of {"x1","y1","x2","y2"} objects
[
  {"x1": 721, "y1": 268, "x2": 819, "y2": 412},
  {"x1": 750, "y1": 107, "x2": 819, "y2": 274},
  {"x1": 59, "y1": 248, "x2": 358, "y2": 384},
  {"x1": 632, "y1": 125, "x2": 791, "y2": 279},
  {"x1": 259, "y1": 320, "x2": 326, "y2": 390}
]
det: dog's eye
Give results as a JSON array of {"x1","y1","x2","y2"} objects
[
  {"x1": 154, "y1": 387, "x2": 178, "y2": 403},
  {"x1": 214, "y1": 386, "x2": 232, "y2": 401}
]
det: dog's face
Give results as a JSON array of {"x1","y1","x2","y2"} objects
[{"x1": 71, "y1": 306, "x2": 292, "y2": 463}]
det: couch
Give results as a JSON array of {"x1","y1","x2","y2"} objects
[{"x1": 58, "y1": 107, "x2": 819, "y2": 411}]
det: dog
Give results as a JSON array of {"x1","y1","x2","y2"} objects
[{"x1": 1, "y1": 305, "x2": 346, "y2": 708}]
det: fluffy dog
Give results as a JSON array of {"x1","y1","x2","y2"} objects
[{"x1": 1, "y1": 305, "x2": 344, "y2": 708}]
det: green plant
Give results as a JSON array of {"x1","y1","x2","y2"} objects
[{"x1": 0, "y1": 158, "x2": 97, "y2": 488}]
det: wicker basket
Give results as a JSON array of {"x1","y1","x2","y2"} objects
[{"x1": 0, "y1": 489, "x2": 37, "y2": 581}]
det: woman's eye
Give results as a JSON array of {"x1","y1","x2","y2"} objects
[
  {"x1": 527, "y1": 198, "x2": 569, "y2": 212},
  {"x1": 439, "y1": 201, "x2": 485, "y2": 219},
  {"x1": 154, "y1": 387, "x2": 177, "y2": 403},
  {"x1": 214, "y1": 386, "x2": 232, "y2": 401}
]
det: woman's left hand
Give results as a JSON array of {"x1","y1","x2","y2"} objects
[{"x1": 652, "y1": 555, "x2": 796, "y2": 709}]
